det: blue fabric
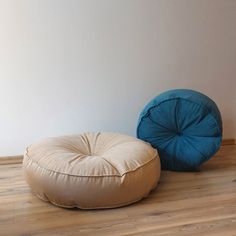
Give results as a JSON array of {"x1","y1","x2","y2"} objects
[{"x1": 137, "y1": 89, "x2": 222, "y2": 171}]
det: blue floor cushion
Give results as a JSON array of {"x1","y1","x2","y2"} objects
[{"x1": 137, "y1": 89, "x2": 222, "y2": 171}]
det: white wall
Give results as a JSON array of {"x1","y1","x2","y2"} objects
[{"x1": 0, "y1": 0, "x2": 235, "y2": 156}]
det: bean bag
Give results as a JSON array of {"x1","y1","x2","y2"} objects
[
  {"x1": 23, "y1": 132, "x2": 160, "y2": 209},
  {"x1": 137, "y1": 89, "x2": 222, "y2": 171}
]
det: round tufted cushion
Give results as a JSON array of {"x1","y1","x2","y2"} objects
[
  {"x1": 137, "y1": 89, "x2": 222, "y2": 171},
  {"x1": 23, "y1": 132, "x2": 160, "y2": 209}
]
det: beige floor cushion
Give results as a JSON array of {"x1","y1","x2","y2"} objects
[{"x1": 23, "y1": 132, "x2": 161, "y2": 209}]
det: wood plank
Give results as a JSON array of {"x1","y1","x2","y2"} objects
[{"x1": 0, "y1": 145, "x2": 236, "y2": 235}]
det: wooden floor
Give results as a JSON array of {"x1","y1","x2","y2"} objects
[{"x1": 0, "y1": 145, "x2": 236, "y2": 236}]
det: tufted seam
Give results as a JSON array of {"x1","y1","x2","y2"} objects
[
  {"x1": 24, "y1": 148, "x2": 158, "y2": 178},
  {"x1": 137, "y1": 97, "x2": 222, "y2": 138}
]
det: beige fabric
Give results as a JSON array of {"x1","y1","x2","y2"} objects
[{"x1": 23, "y1": 132, "x2": 160, "y2": 209}]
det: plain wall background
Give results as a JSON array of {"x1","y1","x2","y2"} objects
[{"x1": 0, "y1": 0, "x2": 235, "y2": 156}]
